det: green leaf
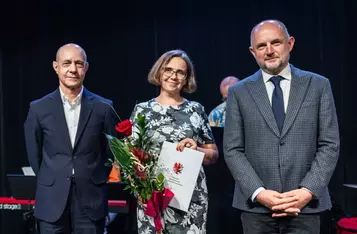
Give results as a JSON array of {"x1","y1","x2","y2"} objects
[
  {"x1": 157, "y1": 173, "x2": 165, "y2": 183},
  {"x1": 105, "y1": 134, "x2": 133, "y2": 170}
]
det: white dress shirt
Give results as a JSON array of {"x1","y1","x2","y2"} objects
[
  {"x1": 251, "y1": 65, "x2": 292, "y2": 202},
  {"x1": 59, "y1": 86, "x2": 83, "y2": 174},
  {"x1": 262, "y1": 64, "x2": 292, "y2": 112}
]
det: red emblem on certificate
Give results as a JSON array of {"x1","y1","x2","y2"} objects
[{"x1": 173, "y1": 162, "x2": 184, "y2": 174}]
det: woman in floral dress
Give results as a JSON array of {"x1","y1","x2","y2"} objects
[{"x1": 131, "y1": 50, "x2": 219, "y2": 234}]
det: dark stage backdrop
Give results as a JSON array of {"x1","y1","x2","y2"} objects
[{"x1": 1, "y1": 0, "x2": 356, "y2": 233}]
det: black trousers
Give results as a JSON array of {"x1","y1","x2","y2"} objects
[
  {"x1": 241, "y1": 211, "x2": 320, "y2": 234},
  {"x1": 38, "y1": 178, "x2": 105, "y2": 234}
]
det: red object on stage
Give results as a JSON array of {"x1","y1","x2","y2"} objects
[
  {"x1": 336, "y1": 217, "x2": 357, "y2": 234},
  {"x1": 0, "y1": 197, "x2": 127, "y2": 207},
  {"x1": 0, "y1": 197, "x2": 35, "y2": 205}
]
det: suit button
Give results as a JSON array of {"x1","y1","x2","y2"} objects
[
  {"x1": 280, "y1": 141, "x2": 285, "y2": 146},
  {"x1": 73, "y1": 156, "x2": 77, "y2": 159},
  {"x1": 66, "y1": 176, "x2": 70, "y2": 180}
]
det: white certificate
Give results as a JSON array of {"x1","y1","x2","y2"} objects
[{"x1": 157, "y1": 141, "x2": 204, "y2": 212}]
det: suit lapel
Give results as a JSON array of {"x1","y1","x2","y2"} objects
[
  {"x1": 49, "y1": 89, "x2": 73, "y2": 152},
  {"x1": 74, "y1": 88, "x2": 94, "y2": 149},
  {"x1": 281, "y1": 65, "x2": 311, "y2": 137},
  {"x1": 246, "y1": 71, "x2": 280, "y2": 137}
]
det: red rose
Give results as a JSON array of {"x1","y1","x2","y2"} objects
[{"x1": 115, "y1": 119, "x2": 133, "y2": 137}]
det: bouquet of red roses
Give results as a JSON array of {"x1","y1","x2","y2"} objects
[{"x1": 105, "y1": 113, "x2": 174, "y2": 233}]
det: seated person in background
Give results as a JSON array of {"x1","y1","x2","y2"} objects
[
  {"x1": 208, "y1": 76, "x2": 239, "y2": 127},
  {"x1": 105, "y1": 164, "x2": 121, "y2": 234}
]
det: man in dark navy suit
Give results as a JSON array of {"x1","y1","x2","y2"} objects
[{"x1": 24, "y1": 43, "x2": 117, "y2": 234}]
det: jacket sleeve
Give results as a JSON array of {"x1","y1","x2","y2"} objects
[
  {"x1": 24, "y1": 103, "x2": 43, "y2": 175},
  {"x1": 103, "y1": 100, "x2": 119, "y2": 177},
  {"x1": 299, "y1": 80, "x2": 340, "y2": 198}
]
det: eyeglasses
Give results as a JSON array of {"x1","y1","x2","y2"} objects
[{"x1": 162, "y1": 67, "x2": 187, "y2": 80}]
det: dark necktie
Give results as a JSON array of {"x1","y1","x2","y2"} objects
[{"x1": 270, "y1": 76, "x2": 285, "y2": 132}]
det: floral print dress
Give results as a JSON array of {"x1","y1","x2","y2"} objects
[{"x1": 130, "y1": 98, "x2": 214, "y2": 234}]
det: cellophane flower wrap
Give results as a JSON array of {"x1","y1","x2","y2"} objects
[{"x1": 105, "y1": 113, "x2": 174, "y2": 233}]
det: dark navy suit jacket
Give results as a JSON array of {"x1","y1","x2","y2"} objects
[{"x1": 24, "y1": 88, "x2": 117, "y2": 222}]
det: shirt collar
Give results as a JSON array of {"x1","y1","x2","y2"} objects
[
  {"x1": 59, "y1": 86, "x2": 84, "y2": 105},
  {"x1": 262, "y1": 64, "x2": 292, "y2": 83}
]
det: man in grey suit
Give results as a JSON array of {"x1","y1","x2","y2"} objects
[{"x1": 223, "y1": 20, "x2": 340, "y2": 233}]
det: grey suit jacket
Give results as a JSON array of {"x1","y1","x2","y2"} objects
[{"x1": 223, "y1": 65, "x2": 340, "y2": 213}]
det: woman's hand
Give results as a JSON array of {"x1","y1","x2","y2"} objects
[
  {"x1": 176, "y1": 139, "x2": 219, "y2": 165},
  {"x1": 176, "y1": 138, "x2": 197, "y2": 151}
]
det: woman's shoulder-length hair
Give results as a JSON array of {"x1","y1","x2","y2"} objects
[{"x1": 148, "y1": 49, "x2": 197, "y2": 93}]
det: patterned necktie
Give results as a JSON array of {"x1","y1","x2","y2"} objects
[{"x1": 270, "y1": 76, "x2": 285, "y2": 133}]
